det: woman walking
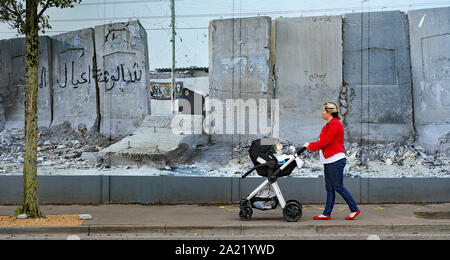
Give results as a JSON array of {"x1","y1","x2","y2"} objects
[{"x1": 303, "y1": 102, "x2": 360, "y2": 220}]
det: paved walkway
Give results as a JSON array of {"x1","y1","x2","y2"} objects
[{"x1": 0, "y1": 203, "x2": 449, "y2": 236}]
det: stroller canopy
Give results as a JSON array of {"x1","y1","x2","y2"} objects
[{"x1": 249, "y1": 138, "x2": 297, "y2": 178}]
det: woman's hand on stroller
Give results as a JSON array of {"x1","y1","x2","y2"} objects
[{"x1": 296, "y1": 146, "x2": 307, "y2": 155}]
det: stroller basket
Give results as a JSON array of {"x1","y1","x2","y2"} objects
[{"x1": 251, "y1": 184, "x2": 278, "y2": 210}]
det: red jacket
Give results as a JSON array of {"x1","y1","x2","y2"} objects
[{"x1": 308, "y1": 118, "x2": 345, "y2": 159}]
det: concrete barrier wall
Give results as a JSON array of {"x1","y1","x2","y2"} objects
[
  {"x1": 51, "y1": 29, "x2": 98, "y2": 131},
  {"x1": 0, "y1": 37, "x2": 52, "y2": 129},
  {"x1": 95, "y1": 21, "x2": 150, "y2": 137},
  {"x1": 407, "y1": 7, "x2": 450, "y2": 150},
  {"x1": 274, "y1": 16, "x2": 343, "y2": 145},
  {"x1": 1, "y1": 175, "x2": 449, "y2": 205},
  {"x1": 209, "y1": 17, "x2": 274, "y2": 144},
  {"x1": 208, "y1": 8, "x2": 448, "y2": 149},
  {"x1": 0, "y1": 21, "x2": 149, "y2": 138},
  {"x1": 37, "y1": 37, "x2": 53, "y2": 129},
  {"x1": 0, "y1": 43, "x2": 2, "y2": 130},
  {"x1": 343, "y1": 11, "x2": 414, "y2": 143}
]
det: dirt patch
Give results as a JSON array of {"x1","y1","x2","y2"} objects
[{"x1": 0, "y1": 215, "x2": 84, "y2": 227}]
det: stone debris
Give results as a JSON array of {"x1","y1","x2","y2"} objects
[
  {"x1": 204, "y1": 140, "x2": 449, "y2": 178},
  {"x1": 0, "y1": 122, "x2": 117, "y2": 174},
  {"x1": 78, "y1": 214, "x2": 92, "y2": 220},
  {"x1": 286, "y1": 141, "x2": 449, "y2": 178},
  {"x1": 0, "y1": 123, "x2": 448, "y2": 178},
  {"x1": 16, "y1": 214, "x2": 28, "y2": 220}
]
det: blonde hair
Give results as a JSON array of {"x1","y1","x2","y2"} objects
[{"x1": 323, "y1": 102, "x2": 343, "y2": 120}]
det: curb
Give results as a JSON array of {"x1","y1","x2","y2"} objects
[{"x1": 1, "y1": 224, "x2": 450, "y2": 236}]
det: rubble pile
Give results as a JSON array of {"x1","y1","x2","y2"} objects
[
  {"x1": 291, "y1": 141, "x2": 448, "y2": 178},
  {"x1": 0, "y1": 122, "x2": 117, "y2": 174},
  {"x1": 0, "y1": 124, "x2": 448, "y2": 178},
  {"x1": 346, "y1": 142, "x2": 446, "y2": 167},
  {"x1": 341, "y1": 142, "x2": 449, "y2": 177},
  {"x1": 211, "y1": 139, "x2": 449, "y2": 178}
]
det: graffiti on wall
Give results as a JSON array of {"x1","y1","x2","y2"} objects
[
  {"x1": 55, "y1": 60, "x2": 143, "y2": 91},
  {"x1": 38, "y1": 66, "x2": 48, "y2": 89}
]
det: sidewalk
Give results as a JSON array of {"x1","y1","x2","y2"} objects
[{"x1": 0, "y1": 203, "x2": 449, "y2": 236}]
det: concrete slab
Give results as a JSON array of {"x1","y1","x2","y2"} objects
[
  {"x1": 207, "y1": 90, "x2": 274, "y2": 144},
  {"x1": 0, "y1": 40, "x2": 7, "y2": 131},
  {"x1": 343, "y1": 11, "x2": 414, "y2": 143},
  {"x1": 150, "y1": 99, "x2": 172, "y2": 115},
  {"x1": 51, "y1": 29, "x2": 98, "y2": 131},
  {"x1": 141, "y1": 114, "x2": 174, "y2": 129},
  {"x1": 209, "y1": 16, "x2": 272, "y2": 95},
  {"x1": 0, "y1": 38, "x2": 27, "y2": 129},
  {"x1": 37, "y1": 37, "x2": 53, "y2": 129},
  {"x1": 407, "y1": 7, "x2": 450, "y2": 150},
  {"x1": 274, "y1": 16, "x2": 343, "y2": 145},
  {"x1": 142, "y1": 114, "x2": 205, "y2": 135},
  {"x1": 95, "y1": 21, "x2": 150, "y2": 138},
  {"x1": 101, "y1": 115, "x2": 208, "y2": 167},
  {"x1": 0, "y1": 37, "x2": 52, "y2": 129},
  {"x1": 209, "y1": 17, "x2": 273, "y2": 145}
]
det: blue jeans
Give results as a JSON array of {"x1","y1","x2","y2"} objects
[{"x1": 323, "y1": 158, "x2": 358, "y2": 216}]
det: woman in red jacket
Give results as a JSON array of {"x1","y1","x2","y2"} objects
[{"x1": 303, "y1": 102, "x2": 360, "y2": 220}]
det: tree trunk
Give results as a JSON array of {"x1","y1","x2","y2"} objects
[{"x1": 22, "y1": 0, "x2": 42, "y2": 218}]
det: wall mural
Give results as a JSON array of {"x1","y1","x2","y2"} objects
[{"x1": 150, "y1": 81, "x2": 183, "y2": 100}]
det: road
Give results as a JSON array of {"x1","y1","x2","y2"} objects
[{"x1": 2, "y1": 233, "x2": 450, "y2": 240}]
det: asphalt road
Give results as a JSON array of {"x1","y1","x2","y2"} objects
[{"x1": 2, "y1": 233, "x2": 450, "y2": 240}]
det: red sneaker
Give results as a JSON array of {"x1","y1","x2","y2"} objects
[
  {"x1": 313, "y1": 215, "x2": 331, "y2": 220},
  {"x1": 345, "y1": 209, "x2": 361, "y2": 220}
]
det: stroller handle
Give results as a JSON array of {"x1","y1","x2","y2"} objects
[
  {"x1": 270, "y1": 147, "x2": 306, "y2": 178},
  {"x1": 296, "y1": 147, "x2": 307, "y2": 155}
]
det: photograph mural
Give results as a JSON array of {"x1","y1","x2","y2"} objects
[
  {"x1": 150, "y1": 81, "x2": 183, "y2": 100},
  {"x1": 1, "y1": 0, "x2": 450, "y2": 244},
  {"x1": 0, "y1": 2, "x2": 449, "y2": 209}
]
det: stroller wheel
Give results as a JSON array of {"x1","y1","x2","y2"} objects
[
  {"x1": 239, "y1": 206, "x2": 253, "y2": 221},
  {"x1": 283, "y1": 201, "x2": 302, "y2": 222}
]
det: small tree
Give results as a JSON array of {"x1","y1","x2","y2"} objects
[{"x1": 0, "y1": 0, "x2": 81, "y2": 218}]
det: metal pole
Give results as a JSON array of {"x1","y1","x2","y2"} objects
[{"x1": 171, "y1": 0, "x2": 176, "y2": 114}]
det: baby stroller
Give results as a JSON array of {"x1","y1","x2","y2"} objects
[{"x1": 239, "y1": 138, "x2": 307, "y2": 222}]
